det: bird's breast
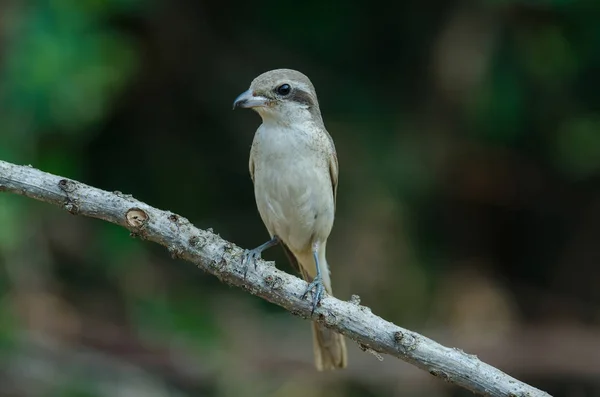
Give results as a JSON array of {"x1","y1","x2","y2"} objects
[{"x1": 252, "y1": 124, "x2": 334, "y2": 253}]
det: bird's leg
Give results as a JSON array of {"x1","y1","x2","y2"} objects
[
  {"x1": 242, "y1": 235, "x2": 280, "y2": 278},
  {"x1": 302, "y1": 242, "x2": 325, "y2": 314}
]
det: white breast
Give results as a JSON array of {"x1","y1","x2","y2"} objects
[{"x1": 251, "y1": 122, "x2": 335, "y2": 254}]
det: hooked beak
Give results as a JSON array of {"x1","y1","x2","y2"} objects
[{"x1": 232, "y1": 89, "x2": 269, "y2": 110}]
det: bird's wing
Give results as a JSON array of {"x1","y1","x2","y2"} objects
[
  {"x1": 324, "y1": 129, "x2": 339, "y2": 211},
  {"x1": 249, "y1": 143, "x2": 256, "y2": 183},
  {"x1": 329, "y1": 151, "x2": 338, "y2": 211}
]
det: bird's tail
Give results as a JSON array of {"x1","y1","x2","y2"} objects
[
  {"x1": 309, "y1": 315, "x2": 348, "y2": 370},
  {"x1": 295, "y1": 251, "x2": 347, "y2": 371}
]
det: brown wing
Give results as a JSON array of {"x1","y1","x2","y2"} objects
[
  {"x1": 325, "y1": 128, "x2": 338, "y2": 212},
  {"x1": 249, "y1": 145, "x2": 256, "y2": 183},
  {"x1": 329, "y1": 151, "x2": 338, "y2": 211}
]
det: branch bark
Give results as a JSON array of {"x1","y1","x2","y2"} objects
[{"x1": 0, "y1": 159, "x2": 551, "y2": 397}]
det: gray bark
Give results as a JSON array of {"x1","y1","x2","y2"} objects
[{"x1": 0, "y1": 159, "x2": 551, "y2": 397}]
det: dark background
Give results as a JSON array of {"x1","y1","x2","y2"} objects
[{"x1": 1, "y1": 0, "x2": 600, "y2": 396}]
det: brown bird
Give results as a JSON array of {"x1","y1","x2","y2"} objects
[{"x1": 233, "y1": 69, "x2": 347, "y2": 370}]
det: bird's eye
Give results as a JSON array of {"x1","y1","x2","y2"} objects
[{"x1": 276, "y1": 84, "x2": 291, "y2": 96}]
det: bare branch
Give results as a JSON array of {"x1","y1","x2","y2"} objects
[{"x1": 0, "y1": 159, "x2": 551, "y2": 397}]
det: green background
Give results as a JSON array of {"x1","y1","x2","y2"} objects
[{"x1": 1, "y1": 0, "x2": 600, "y2": 396}]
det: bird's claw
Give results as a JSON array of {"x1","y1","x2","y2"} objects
[
  {"x1": 241, "y1": 248, "x2": 262, "y2": 278},
  {"x1": 302, "y1": 276, "x2": 325, "y2": 314}
]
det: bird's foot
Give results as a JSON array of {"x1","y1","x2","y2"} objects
[
  {"x1": 241, "y1": 248, "x2": 262, "y2": 278},
  {"x1": 240, "y1": 236, "x2": 280, "y2": 279},
  {"x1": 302, "y1": 275, "x2": 325, "y2": 314}
]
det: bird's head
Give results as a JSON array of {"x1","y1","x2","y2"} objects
[{"x1": 233, "y1": 69, "x2": 322, "y2": 124}]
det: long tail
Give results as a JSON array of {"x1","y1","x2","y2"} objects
[
  {"x1": 309, "y1": 309, "x2": 348, "y2": 370},
  {"x1": 282, "y1": 244, "x2": 347, "y2": 370}
]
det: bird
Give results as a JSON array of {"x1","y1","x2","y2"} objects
[{"x1": 233, "y1": 68, "x2": 347, "y2": 370}]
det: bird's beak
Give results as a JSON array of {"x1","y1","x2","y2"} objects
[{"x1": 233, "y1": 89, "x2": 269, "y2": 110}]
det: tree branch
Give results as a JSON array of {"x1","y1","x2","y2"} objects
[{"x1": 0, "y1": 159, "x2": 551, "y2": 397}]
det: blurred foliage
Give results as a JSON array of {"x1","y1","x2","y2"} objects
[
  {"x1": 1, "y1": 0, "x2": 600, "y2": 396},
  {"x1": 1, "y1": 0, "x2": 138, "y2": 153}
]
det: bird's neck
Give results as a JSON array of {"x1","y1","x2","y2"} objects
[
  {"x1": 257, "y1": 107, "x2": 323, "y2": 129},
  {"x1": 256, "y1": 115, "x2": 325, "y2": 154}
]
